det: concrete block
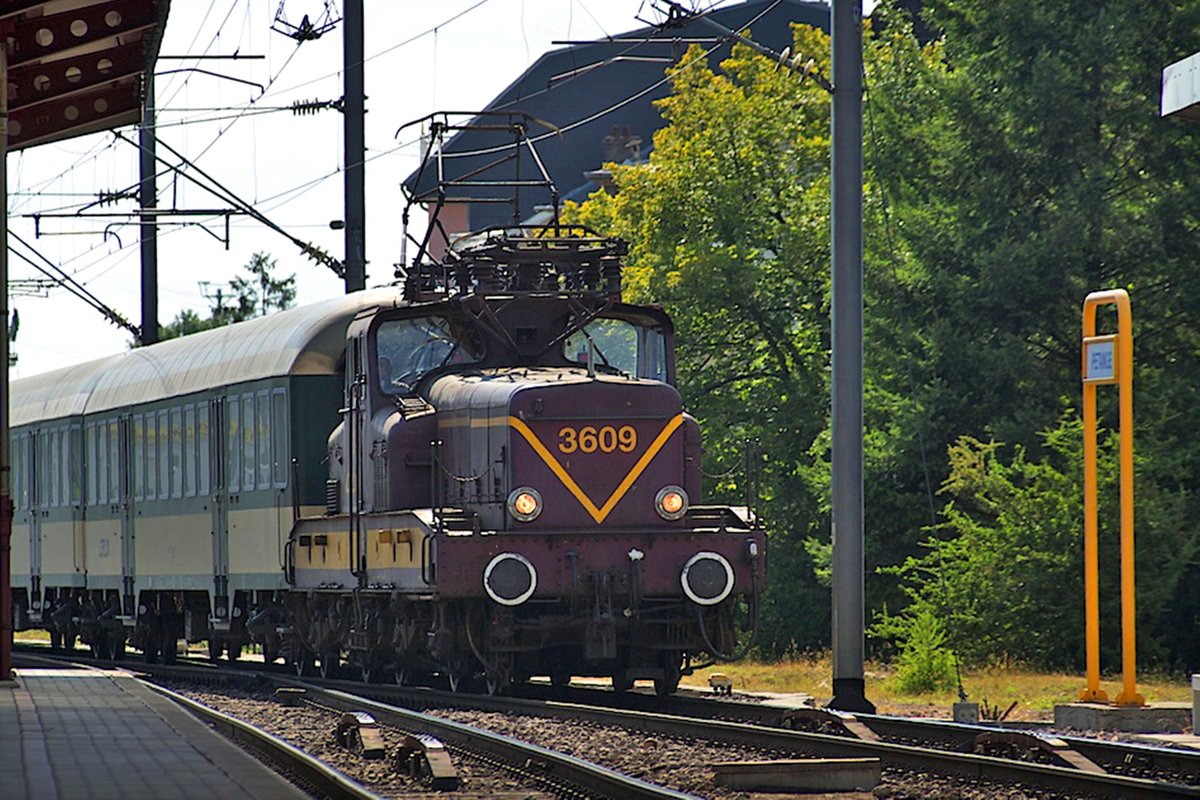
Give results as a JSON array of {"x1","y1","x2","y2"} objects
[
  {"x1": 711, "y1": 758, "x2": 881, "y2": 792},
  {"x1": 1054, "y1": 702, "x2": 1192, "y2": 733}
]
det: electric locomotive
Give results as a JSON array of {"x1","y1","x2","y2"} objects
[{"x1": 284, "y1": 230, "x2": 766, "y2": 693}]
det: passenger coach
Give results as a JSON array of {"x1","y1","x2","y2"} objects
[{"x1": 9, "y1": 288, "x2": 400, "y2": 660}]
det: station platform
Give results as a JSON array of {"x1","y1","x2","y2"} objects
[{"x1": 0, "y1": 656, "x2": 309, "y2": 799}]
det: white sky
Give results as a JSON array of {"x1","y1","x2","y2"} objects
[{"x1": 8, "y1": 0, "x2": 708, "y2": 377}]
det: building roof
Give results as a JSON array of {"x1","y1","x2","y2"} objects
[
  {"x1": 11, "y1": 287, "x2": 401, "y2": 425},
  {"x1": 403, "y1": 0, "x2": 829, "y2": 231}
]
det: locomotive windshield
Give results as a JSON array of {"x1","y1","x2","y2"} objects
[
  {"x1": 564, "y1": 317, "x2": 667, "y2": 381},
  {"x1": 376, "y1": 315, "x2": 482, "y2": 393}
]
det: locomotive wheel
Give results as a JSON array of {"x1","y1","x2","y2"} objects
[
  {"x1": 160, "y1": 632, "x2": 178, "y2": 665},
  {"x1": 263, "y1": 641, "x2": 281, "y2": 665},
  {"x1": 293, "y1": 654, "x2": 315, "y2": 677},
  {"x1": 654, "y1": 672, "x2": 681, "y2": 697},
  {"x1": 49, "y1": 628, "x2": 63, "y2": 652},
  {"x1": 550, "y1": 672, "x2": 571, "y2": 687},
  {"x1": 207, "y1": 639, "x2": 223, "y2": 662},
  {"x1": 655, "y1": 653, "x2": 683, "y2": 697},
  {"x1": 318, "y1": 650, "x2": 340, "y2": 679},
  {"x1": 485, "y1": 670, "x2": 510, "y2": 696},
  {"x1": 612, "y1": 673, "x2": 634, "y2": 693},
  {"x1": 227, "y1": 643, "x2": 244, "y2": 662}
]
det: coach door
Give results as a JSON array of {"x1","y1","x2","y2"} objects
[
  {"x1": 117, "y1": 416, "x2": 136, "y2": 601},
  {"x1": 25, "y1": 430, "x2": 42, "y2": 606},
  {"x1": 209, "y1": 397, "x2": 230, "y2": 604}
]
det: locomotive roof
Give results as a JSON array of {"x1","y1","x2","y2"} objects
[{"x1": 12, "y1": 287, "x2": 402, "y2": 426}]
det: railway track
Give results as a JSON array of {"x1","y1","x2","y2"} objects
[{"x1": 20, "y1": 644, "x2": 1200, "y2": 798}]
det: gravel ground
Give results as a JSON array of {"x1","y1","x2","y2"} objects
[{"x1": 164, "y1": 682, "x2": 1100, "y2": 799}]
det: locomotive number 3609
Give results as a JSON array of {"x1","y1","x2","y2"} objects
[{"x1": 558, "y1": 425, "x2": 637, "y2": 454}]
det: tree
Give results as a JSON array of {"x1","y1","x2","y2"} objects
[
  {"x1": 156, "y1": 252, "x2": 296, "y2": 341},
  {"x1": 865, "y1": 0, "x2": 1200, "y2": 668},
  {"x1": 571, "y1": 29, "x2": 839, "y2": 654}
]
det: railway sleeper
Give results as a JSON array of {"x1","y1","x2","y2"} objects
[
  {"x1": 396, "y1": 734, "x2": 460, "y2": 791},
  {"x1": 335, "y1": 711, "x2": 387, "y2": 760},
  {"x1": 973, "y1": 731, "x2": 1107, "y2": 773}
]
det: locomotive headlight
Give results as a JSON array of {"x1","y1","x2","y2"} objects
[
  {"x1": 680, "y1": 551, "x2": 735, "y2": 606},
  {"x1": 507, "y1": 487, "x2": 543, "y2": 522},
  {"x1": 655, "y1": 485, "x2": 689, "y2": 521},
  {"x1": 484, "y1": 553, "x2": 538, "y2": 606}
]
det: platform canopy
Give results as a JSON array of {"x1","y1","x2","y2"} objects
[{"x1": 0, "y1": 0, "x2": 169, "y2": 151}]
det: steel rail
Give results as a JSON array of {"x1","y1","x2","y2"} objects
[
  {"x1": 19, "y1": 645, "x2": 1200, "y2": 796},
  {"x1": 144, "y1": 682, "x2": 384, "y2": 800},
  {"x1": 291, "y1": 681, "x2": 701, "y2": 800},
  {"x1": 521, "y1": 680, "x2": 1200, "y2": 785},
  {"x1": 320, "y1": 680, "x2": 1200, "y2": 800}
]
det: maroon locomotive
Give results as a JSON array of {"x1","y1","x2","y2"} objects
[{"x1": 285, "y1": 230, "x2": 765, "y2": 694}]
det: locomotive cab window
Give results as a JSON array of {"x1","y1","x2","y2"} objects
[
  {"x1": 564, "y1": 317, "x2": 667, "y2": 381},
  {"x1": 375, "y1": 315, "x2": 482, "y2": 394}
]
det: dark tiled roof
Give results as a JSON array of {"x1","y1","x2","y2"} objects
[{"x1": 404, "y1": 0, "x2": 829, "y2": 230}]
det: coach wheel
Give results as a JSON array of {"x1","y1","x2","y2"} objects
[
  {"x1": 142, "y1": 635, "x2": 159, "y2": 664},
  {"x1": 612, "y1": 672, "x2": 633, "y2": 693},
  {"x1": 227, "y1": 643, "x2": 244, "y2": 662},
  {"x1": 90, "y1": 633, "x2": 106, "y2": 661},
  {"x1": 550, "y1": 671, "x2": 571, "y2": 688},
  {"x1": 207, "y1": 639, "x2": 222, "y2": 662},
  {"x1": 106, "y1": 635, "x2": 124, "y2": 661},
  {"x1": 263, "y1": 641, "x2": 281, "y2": 665},
  {"x1": 49, "y1": 628, "x2": 63, "y2": 652},
  {"x1": 160, "y1": 631, "x2": 178, "y2": 665}
]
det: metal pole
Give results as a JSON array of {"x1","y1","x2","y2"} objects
[
  {"x1": 829, "y1": 0, "x2": 872, "y2": 713},
  {"x1": 343, "y1": 0, "x2": 366, "y2": 293},
  {"x1": 139, "y1": 71, "x2": 159, "y2": 345},
  {"x1": 1, "y1": 41, "x2": 13, "y2": 682}
]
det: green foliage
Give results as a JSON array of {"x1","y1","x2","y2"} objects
[
  {"x1": 156, "y1": 252, "x2": 296, "y2": 342},
  {"x1": 880, "y1": 415, "x2": 1194, "y2": 670},
  {"x1": 875, "y1": 606, "x2": 959, "y2": 694},
  {"x1": 570, "y1": 27, "x2": 838, "y2": 655},
  {"x1": 571, "y1": 1, "x2": 1200, "y2": 670}
]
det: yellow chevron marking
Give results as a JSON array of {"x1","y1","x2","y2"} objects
[{"x1": 508, "y1": 414, "x2": 685, "y2": 524}]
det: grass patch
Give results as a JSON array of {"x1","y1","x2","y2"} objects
[{"x1": 685, "y1": 654, "x2": 1193, "y2": 720}]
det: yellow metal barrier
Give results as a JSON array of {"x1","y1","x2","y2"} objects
[{"x1": 1079, "y1": 289, "x2": 1143, "y2": 707}]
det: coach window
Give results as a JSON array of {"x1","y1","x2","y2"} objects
[
  {"x1": 68, "y1": 424, "x2": 81, "y2": 506},
  {"x1": 85, "y1": 424, "x2": 97, "y2": 505},
  {"x1": 271, "y1": 389, "x2": 288, "y2": 488},
  {"x1": 146, "y1": 414, "x2": 157, "y2": 502},
  {"x1": 257, "y1": 391, "x2": 271, "y2": 490},
  {"x1": 156, "y1": 410, "x2": 169, "y2": 500},
  {"x1": 170, "y1": 407, "x2": 183, "y2": 501},
  {"x1": 197, "y1": 404, "x2": 211, "y2": 496},
  {"x1": 49, "y1": 429, "x2": 61, "y2": 508},
  {"x1": 107, "y1": 419, "x2": 120, "y2": 503},
  {"x1": 184, "y1": 405, "x2": 196, "y2": 497},
  {"x1": 133, "y1": 414, "x2": 144, "y2": 501},
  {"x1": 227, "y1": 398, "x2": 241, "y2": 493},
  {"x1": 242, "y1": 394, "x2": 255, "y2": 491}
]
